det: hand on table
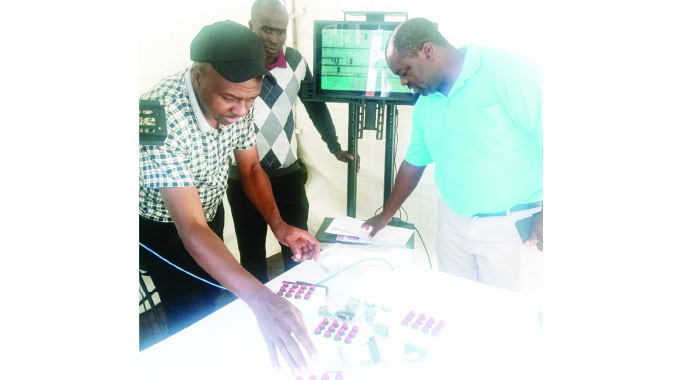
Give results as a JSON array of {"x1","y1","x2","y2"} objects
[
  {"x1": 334, "y1": 150, "x2": 360, "y2": 173},
  {"x1": 249, "y1": 290, "x2": 317, "y2": 376},
  {"x1": 525, "y1": 211, "x2": 543, "y2": 252},
  {"x1": 361, "y1": 211, "x2": 392, "y2": 237}
]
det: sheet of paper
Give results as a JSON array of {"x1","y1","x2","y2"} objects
[
  {"x1": 336, "y1": 235, "x2": 388, "y2": 245},
  {"x1": 326, "y1": 216, "x2": 414, "y2": 246}
]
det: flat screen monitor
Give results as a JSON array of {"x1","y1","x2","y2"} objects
[{"x1": 313, "y1": 20, "x2": 416, "y2": 102}]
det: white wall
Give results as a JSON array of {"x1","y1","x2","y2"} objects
[{"x1": 139, "y1": 0, "x2": 545, "y2": 262}]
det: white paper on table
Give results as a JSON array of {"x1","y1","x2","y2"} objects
[
  {"x1": 335, "y1": 235, "x2": 389, "y2": 245},
  {"x1": 326, "y1": 216, "x2": 414, "y2": 246}
]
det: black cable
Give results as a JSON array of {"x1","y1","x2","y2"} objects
[{"x1": 414, "y1": 226, "x2": 433, "y2": 269}]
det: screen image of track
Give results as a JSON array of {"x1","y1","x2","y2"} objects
[{"x1": 320, "y1": 26, "x2": 411, "y2": 96}]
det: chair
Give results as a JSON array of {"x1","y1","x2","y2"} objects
[{"x1": 139, "y1": 268, "x2": 167, "y2": 338}]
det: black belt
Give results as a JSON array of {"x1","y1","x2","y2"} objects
[
  {"x1": 228, "y1": 161, "x2": 301, "y2": 180},
  {"x1": 473, "y1": 201, "x2": 543, "y2": 217}
]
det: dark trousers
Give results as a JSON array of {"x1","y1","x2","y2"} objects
[
  {"x1": 139, "y1": 203, "x2": 234, "y2": 336},
  {"x1": 226, "y1": 169, "x2": 309, "y2": 284}
]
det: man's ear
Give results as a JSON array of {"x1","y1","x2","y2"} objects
[
  {"x1": 248, "y1": 20, "x2": 254, "y2": 31},
  {"x1": 190, "y1": 67, "x2": 201, "y2": 86},
  {"x1": 422, "y1": 42, "x2": 434, "y2": 59}
]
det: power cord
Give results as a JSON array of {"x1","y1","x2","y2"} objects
[
  {"x1": 139, "y1": 242, "x2": 227, "y2": 290},
  {"x1": 413, "y1": 226, "x2": 433, "y2": 269},
  {"x1": 140, "y1": 243, "x2": 396, "y2": 292}
]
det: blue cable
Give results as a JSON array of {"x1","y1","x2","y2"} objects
[
  {"x1": 140, "y1": 242, "x2": 394, "y2": 289},
  {"x1": 139, "y1": 242, "x2": 227, "y2": 290}
]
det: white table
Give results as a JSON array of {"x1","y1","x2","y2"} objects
[{"x1": 140, "y1": 244, "x2": 542, "y2": 380}]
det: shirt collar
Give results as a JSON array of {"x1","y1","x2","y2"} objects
[
  {"x1": 447, "y1": 45, "x2": 481, "y2": 97},
  {"x1": 185, "y1": 69, "x2": 216, "y2": 133},
  {"x1": 266, "y1": 47, "x2": 287, "y2": 69}
]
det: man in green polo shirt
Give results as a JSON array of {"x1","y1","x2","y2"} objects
[{"x1": 363, "y1": 18, "x2": 543, "y2": 294}]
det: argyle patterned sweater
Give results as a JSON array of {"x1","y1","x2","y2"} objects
[{"x1": 251, "y1": 46, "x2": 341, "y2": 170}]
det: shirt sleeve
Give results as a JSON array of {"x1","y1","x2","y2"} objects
[
  {"x1": 139, "y1": 102, "x2": 195, "y2": 188},
  {"x1": 404, "y1": 103, "x2": 433, "y2": 166},
  {"x1": 299, "y1": 59, "x2": 342, "y2": 154},
  {"x1": 494, "y1": 51, "x2": 543, "y2": 146},
  {"x1": 235, "y1": 108, "x2": 257, "y2": 150}
]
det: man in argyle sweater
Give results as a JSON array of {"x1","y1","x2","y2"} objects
[{"x1": 227, "y1": 0, "x2": 356, "y2": 283}]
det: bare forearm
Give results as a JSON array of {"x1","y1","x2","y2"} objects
[
  {"x1": 383, "y1": 161, "x2": 426, "y2": 218},
  {"x1": 177, "y1": 223, "x2": 266, "y2": 303},
  {"x1": 240, "y1": 167, "x2": 285, "y2": 231}
]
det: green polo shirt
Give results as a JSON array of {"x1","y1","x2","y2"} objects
[{"x1": 404, "y1": 45, "x2": 542, "y2": 216}]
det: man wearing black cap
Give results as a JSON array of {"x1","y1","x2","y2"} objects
[{"x1": 139, "y1": 20, "x2": 317, "y2": 375}]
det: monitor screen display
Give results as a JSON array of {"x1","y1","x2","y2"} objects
[{"x1": 313, "y1": 21, "x2": 415, "y2": 102}]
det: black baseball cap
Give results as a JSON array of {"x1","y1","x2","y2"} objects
[{"x1": 190, "y1": 20, "x2": 275, "y2": 84}]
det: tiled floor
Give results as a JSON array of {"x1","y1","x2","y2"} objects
[{"x1": 139, "y1": 252, "x2": 285, "y2": 351}]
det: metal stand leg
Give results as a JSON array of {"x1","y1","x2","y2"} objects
[
  {"x1": 384, "y1": 105, "x2": 397, "y2": 206},
  {"x1": 347, "y1": 103, "x2": 360, "y2": 217}
]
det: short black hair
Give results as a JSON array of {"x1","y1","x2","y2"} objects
[
  {"x1": 390, "y1": 18, "x2": 448, "y2": 57},
  {"x1": 251, "y1": 0, "x2": 284, "y2": 20}
]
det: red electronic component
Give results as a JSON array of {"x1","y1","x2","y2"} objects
[
  {"x1": 321, "y1": 374, "x2": 330, "y2": 380},
  {"x1": 335, "y1": 372, "x2": 344, "y2": 380},
  {"x1": 314, "y1": 327, "x2": 321, "y2": 335}
]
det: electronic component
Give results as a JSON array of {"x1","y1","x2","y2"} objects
[
  {"x1": 345, "y1": 298, "x2": 360, "y2": 313},
  {"x1": 139, "y1": 99, "x2": 167, "y2": 146}
]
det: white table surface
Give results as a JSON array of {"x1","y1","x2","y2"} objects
[{"x1": 140, "y1": 243, "x2": 542, "y2": 380}]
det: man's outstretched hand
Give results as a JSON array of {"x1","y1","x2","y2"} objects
[
  {"x1": 248, "y1": 290, "x2": 317, "y2": 376},
  {"x1": 274, "y1": 223, "x2": 321, "y2": 262},
  {"x1": 361, "y1": 212, "x2": 392, "y2": 237}
]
